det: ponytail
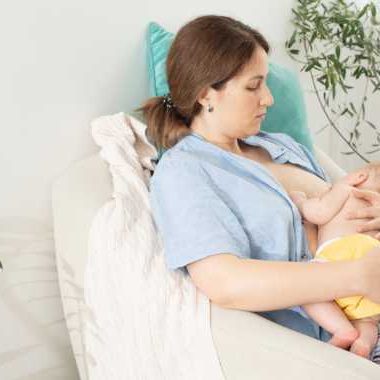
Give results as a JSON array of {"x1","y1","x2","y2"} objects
[{"x1": 135, "y1": 95, "x2": 192, "y2": 151}]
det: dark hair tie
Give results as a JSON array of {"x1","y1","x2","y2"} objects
[
  {"x1": 162, "y1": 93, "x2": 175, "y2": 110},
  {"x1": 162, "y1": 93, "x2": 190, "y2": 126}
]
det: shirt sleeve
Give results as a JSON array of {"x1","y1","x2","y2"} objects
[{"x1": 149, "y1": 157, "x2": 251, "y2": 271}]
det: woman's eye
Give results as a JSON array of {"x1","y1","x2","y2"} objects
[{"x1": 247, "y1": 82, "x2": 261, "y2": 91}]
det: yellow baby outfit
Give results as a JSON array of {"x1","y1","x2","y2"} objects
[{"x1": 315, "y1": 234, "x2": 380, "y2": 320}]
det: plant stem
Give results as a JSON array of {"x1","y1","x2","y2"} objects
[
  {"x1": 303, "y1": 40, "x2": 370, "y2": 163},
  {"x1": 354, "y1": 69, "x2": 370, "y2": 130}
]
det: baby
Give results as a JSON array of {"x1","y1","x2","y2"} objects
[{"x1": 290, "y1": 162, "x2": 380, "y2": 361}]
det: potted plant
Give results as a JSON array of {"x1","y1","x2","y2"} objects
[{"x1": 286, "y1": 0, "x2": 380, "y2": 162}]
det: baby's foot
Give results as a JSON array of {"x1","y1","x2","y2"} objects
[
  {"x1": 328, "y1": 328, "x2": 359, "y2": 350},
  {"x1": 350, "y1": 340, "x2": 374, "y2": 358},
  {"x1": 350, "y1": 320, "x2": 378, "y2": 359}
]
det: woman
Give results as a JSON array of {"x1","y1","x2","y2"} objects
[{"x1": 138, "y1": 15, "x2": 380, "y2": 358}]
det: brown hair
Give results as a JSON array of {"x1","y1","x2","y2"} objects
[{"x1": 136, "y1": 15, "x2": 270, "y2": 151}]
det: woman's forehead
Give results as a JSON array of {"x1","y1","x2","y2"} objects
[{"x1": 239, "y1": 49, "x2": 269, "y2": 79}]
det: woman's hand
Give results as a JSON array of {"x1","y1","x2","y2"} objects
[{"x1": 346, "y1": 188, "x2": 380, "y2": 239}]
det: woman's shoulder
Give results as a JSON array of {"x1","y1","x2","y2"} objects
[{"x1": 150, "y1": 144, "x2": 204, "y2": 188}]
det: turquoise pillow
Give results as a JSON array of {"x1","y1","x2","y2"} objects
[
  {"x1": 146, "y1": 22, "x2": 314, "y2": 156},
  {"x1": 147, "y1": 22, "x2": 173, "y2": 98}
]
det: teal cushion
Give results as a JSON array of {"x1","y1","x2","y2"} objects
[
  {"x1": 146, "y1": 22, "x2": 314, "y2": 156},
  {"x1": 147, "y1": 22, "x2": 173, "y2": 97}
]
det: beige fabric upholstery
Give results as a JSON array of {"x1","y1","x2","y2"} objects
[
  {"x1": 314, "y1": 145, "x2": 346, "y2": 181},
  {"x1": 52, "y1": 147, "x2": 380, "y2": 379}
]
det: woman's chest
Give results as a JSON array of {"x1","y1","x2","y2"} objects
[
  {"x1": 240, "y1": 145, "x2": 329, "y2": 197},
  {"x1": 264, "y1": 161, "x2": 329, "y2": 197}
]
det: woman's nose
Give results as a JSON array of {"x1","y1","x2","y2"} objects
[{"x1": 259, "y1": 83, "x2": 274, "y2": 107}]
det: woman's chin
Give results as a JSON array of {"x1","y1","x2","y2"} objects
[
  {"x1": 242, "y1": 121, "x2": 261, "y2": 137},
  {"x1": 251, "y1": 121, "x2": 262, "y2": 132}
]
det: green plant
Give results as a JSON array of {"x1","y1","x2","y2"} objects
[{"x1": 286, "y1": 0, "x2": 380, "y2": 162}]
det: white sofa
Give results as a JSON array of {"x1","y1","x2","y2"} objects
[{"x1": 52, "y1": 146, "x2": 380, "y2": 380}]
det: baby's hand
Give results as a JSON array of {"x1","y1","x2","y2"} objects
[{"x1": 289, "y1": 191, "x2": 307, "y2": 209}]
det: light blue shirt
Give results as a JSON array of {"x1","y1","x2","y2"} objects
[
  {"x1": 150, "y1": 131, "x2": 328, "y2": 270},
  {"x1": 149, "y1": 131, "x2": 332, "y2": 342}
]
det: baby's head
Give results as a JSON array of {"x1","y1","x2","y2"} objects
[{"x1": 344, "y1": 161, "x2": 380, "y2": 192}]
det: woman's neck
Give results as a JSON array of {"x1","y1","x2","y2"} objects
[{"x1": 190, "y1": 125, "x2": 243, "y2": 155}]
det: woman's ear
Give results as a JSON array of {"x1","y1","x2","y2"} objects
[
  {"x1": 344, "y1": 170, "x2": 369, "y2": 187},
  {"x1": 197, "y1": 86, "x2": 219, "y2": 108},
  {"x1": 196, "y1": 87, "x2": 211, "y2": 108}
]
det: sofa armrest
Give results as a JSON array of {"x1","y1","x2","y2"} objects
[
  {"x1": 52, "y1": 150, "x2": 379, "y2": 380},
  {"x1": 314, "y1": 145, "x2": 346, "y2": 181},
  {"x1": 211, "y1": 303, "x2": 379, "y2": 379},
  {"x1": 52, "y1": 154, "x2": 112, "y2": 380}
]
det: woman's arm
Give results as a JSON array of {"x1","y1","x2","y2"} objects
[{"x1": 187, "y1": 249, "x2": 380, "y2": 312}]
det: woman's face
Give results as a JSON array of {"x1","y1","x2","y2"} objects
[{"x1": 207, "y1": 47, "x2": 274, "y2": 140}]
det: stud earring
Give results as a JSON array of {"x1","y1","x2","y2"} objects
[{"x1": 207, "y1": 104, "x2": 214, "y2": 112}]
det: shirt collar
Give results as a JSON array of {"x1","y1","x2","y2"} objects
[
  {"x1": 242, "y1": 132, "x2": 287, "y2": 160},
  {"x1": 187, "y1": 131, "x2": 287, "y2": 161}
]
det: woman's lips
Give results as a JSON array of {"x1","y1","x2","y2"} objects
[{"x1": 256, "y1": 113, "x2": 266, "y2": 119}]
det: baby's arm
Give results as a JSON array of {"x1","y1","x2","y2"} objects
[{"x1": 290, "y1": 183, "x2": 352, "y2": 225}]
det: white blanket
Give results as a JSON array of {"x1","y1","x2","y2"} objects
[{"x1": 83, "y1": 112, "x2": 224, "y2": 380}]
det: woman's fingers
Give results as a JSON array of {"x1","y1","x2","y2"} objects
[
  {"x1": 351, "y1": 188, "x2": 380, "y2": 206},
  {"x1": 347, "y1": 188, "x2": 380, "y2": 237},
  {"x1": 356, "y1": 219, "x2": 380, "y2": 233},
  {"x1": 346, "y1": 207, "x2": 380, "y2": 220}
]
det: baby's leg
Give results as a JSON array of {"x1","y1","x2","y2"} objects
[
  {"x1": 350, "y1": 317, "x2": 379, "y2": 359},
  {"x1": 302, "y1": 301, "x2": 358, "y2": 349}
]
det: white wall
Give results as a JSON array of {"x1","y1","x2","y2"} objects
[
  {"x1": 2, "y1": 0, "x2": 378, "y2": 230},
  {"x1": 0, "y1": 1, "x2": 379, "y2": 379}
]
